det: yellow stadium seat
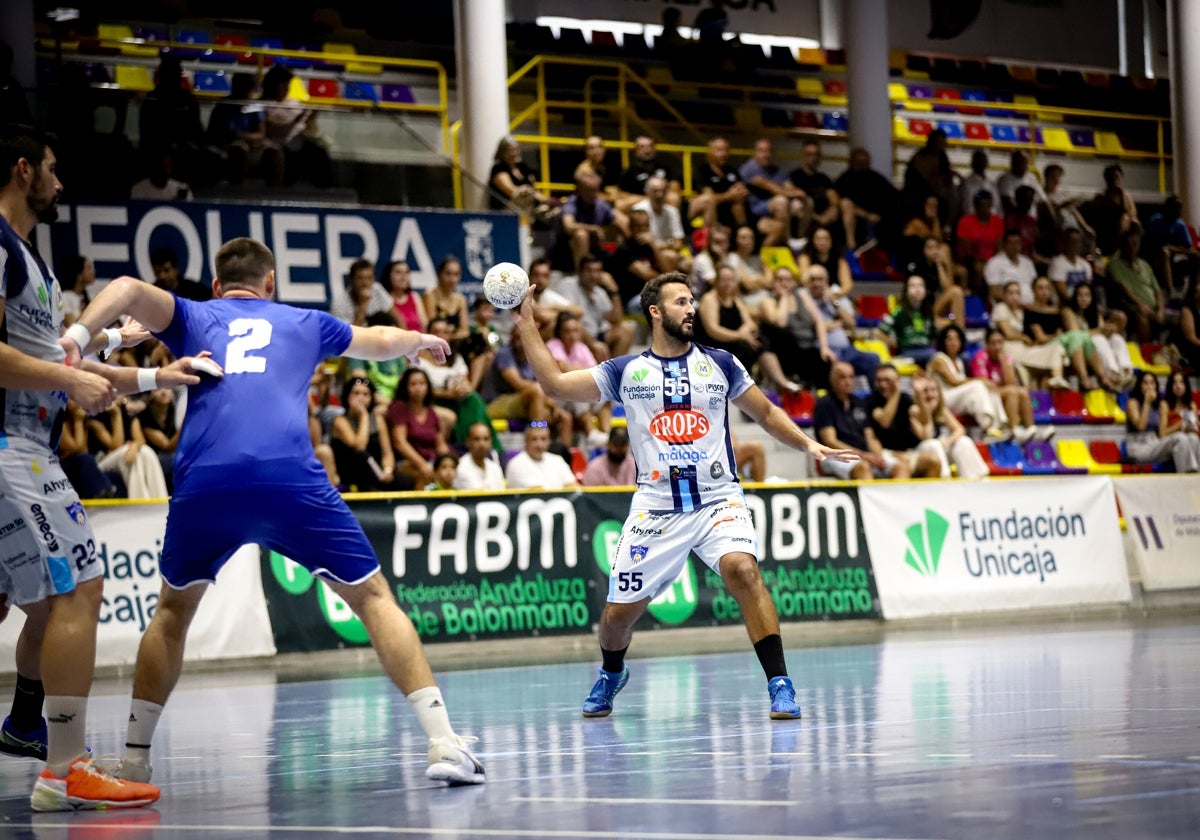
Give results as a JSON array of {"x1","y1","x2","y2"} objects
[
  {"x1": 1095, "y1": 132, "x2": 1124, "y2": 155},
  {"x1": 819, "y1": 92, "x2": 848, "y2": 107},
  {"x1": 797, "y1": 48, "x2": 825, "y2": 65},
  {"x1": 888, "y1": 51, "x2": 906, "y2": 72},
  {"x1": 491, "y1": 419, "x2": 510, "y2": 433},
  {"x1": 114, "y1": 65, "x2": 154, "y2": 92},
  {"x1": 98, "y1": 24, "x2": 158, "y2": 58},
  {"x1": 888, "y1": 82, "x2": 907, "y2": 102},
  {"x1": 287, "y1": 76, "x2": 311, "y2": 103},
  {"x1": 1083, "y1": 389, "x2": 1125, "y2": 424},
  {"x1": 1042, "y1": 128, "x2": 1072, "y2": 151},
  {"x1": 796, "y1": 77, "x2": 824, "y2": 98},
  {"x1": 322, "y1": 42, "x2": 382, "y2": 75},
  {"x1": 894, "y1": 116, "x2": 915, "y2": 142},
  {"x1": 1127, "y1": 342, "x2": 1171, "y2": 376},
  {"x1": 1056, "y1": 439, "x2": 1120, "y2": 475},
  {"x1": 611, "y1": 417, "x2": 627, "y2": 429},
  {"x1": 760, "y1": 247, "x2": 799, "y2": 277},
  {"x1": 853, "y1": 339, "x2": 918, "y2": 376}
]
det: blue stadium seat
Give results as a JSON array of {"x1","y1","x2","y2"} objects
[
  {"x1": 964, "y1": 294, "x2": 988, "y2": 328},
  {"x1": 936, "y1": 121, "x2": 965, "y2": 140},
  {"x1": 989, "y1": 441, "x2": 1027, "y2": 473},
  {"x1": 822, "y1": 112, "x2": 848, "y2": 132},
  {"x1": 193, "y1": 70, "x2": 231, "y2": 95},
  {"x1": 991, "y1": 124, "x2": 1018, "y2": 143},
  {"x1": 344, "y1": 82, "x2": 378, "y2": 103}
]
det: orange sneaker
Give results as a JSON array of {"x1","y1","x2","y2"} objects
[{"x1": 30, "y1": 757, "x2": 160, "y2": 812}]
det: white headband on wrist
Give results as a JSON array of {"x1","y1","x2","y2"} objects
[
  {"x1": 136, "y1": 367, "x2": 158, "y2": 392},
  {"x1": 63, "y1": 323, "x2": 92, "y2": 352},
  {"x1": 102, "y1": 328, "x2": 123, "y2": 354}
]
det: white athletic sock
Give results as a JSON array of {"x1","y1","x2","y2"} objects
[
  {"x1": 407, "y1": 686, "x2": 456, "y2": 741},
  {"x1": 45, "y1": 695, "x2": 88, "y2": 777},
  {"x1": 123, "y1": 699, "x2": 164, "y2": 765}
]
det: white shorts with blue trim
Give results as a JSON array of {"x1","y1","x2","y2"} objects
[
  {"x1": 608, "y1": 498, "x2": 758, "y2": 603},
  {"x1": 0, "y1": 437, "x2": 103, "y2": 606}
]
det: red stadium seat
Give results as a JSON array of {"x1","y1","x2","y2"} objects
[
  {"x1": 308, "y1": 78, "x2": 339, "y2": 99},
  {"x1": 965, "y1": 122, "x2": 990, "y2": 140},
  {"x1": 1050, "y1": 389, "x2": 1086, "y2": 424}
]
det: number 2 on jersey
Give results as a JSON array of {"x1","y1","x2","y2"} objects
[{"x1": 224, "y1": 318, "x2": 273, "y2": 374}]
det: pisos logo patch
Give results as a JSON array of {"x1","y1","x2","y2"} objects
[
  {"x1": 592, "y1": 519, "x2": 698, "y2": 625},
  {"x1": 904, "y1": 509, "x2": 948, "y2": 577},
  {"x1": 269, "y1": 550, "x2": 369, "y2": 643}
]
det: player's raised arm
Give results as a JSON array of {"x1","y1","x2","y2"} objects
[
  {"x1": 733, "y1": 384, "x2": 858, "y2": 464},
  {"x1": 345, "y1": 324, "x2": 450, "y2": 364},
  {"x1": 511, "y1": 288, "x2": 602, "y2": 403},
  {"x1": 63, "y1": 276, "x2": 179, "y2": 364}
]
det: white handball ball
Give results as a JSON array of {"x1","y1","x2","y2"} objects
[{"x1": 482, "y1": 262, "x2": 530, "y2": 310}]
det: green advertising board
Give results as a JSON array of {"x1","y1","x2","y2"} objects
[{"x1": 260, "y1": 486, "x2": 879, "y2": 653}]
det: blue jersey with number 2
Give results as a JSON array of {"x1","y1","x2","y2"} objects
[{"x1": 155, "y1": 296, "x2": 352, "y2": 492}]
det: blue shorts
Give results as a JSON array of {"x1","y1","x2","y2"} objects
[{"x1": 161, "y1": 481, "x2": 380, "y2": 589}]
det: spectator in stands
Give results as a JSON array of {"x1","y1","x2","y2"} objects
[
  {"x1": 1064, "y1": 283, "x2": 1135, "y2": 390},
  {"x1": 422, "y1": 256, "x2": 470, "y2": 341},
  {"x1": 138, "y1": 54, "x2": 206, "y2": 185},
  {"x1": 615, "y1": 135, "x2": 682, "y2": 213},
  {"x1": 689, "y1": 137, "x2": 748, "y2": 231},
  {"x1": 756, "y1": 266, "x2": 834, "y2": 389},
  {"x1": 1176, "y1": 276, "x2": 1200, "y2": 371},
  {"x1": 866, "y1": 365, "x2": 945, "y2": 478},
  {"x1": 388, "y1": 367, "x2": 450, "y2": 487},
  {"x1": 989, "y1": 281, "x2": 1073, "y2": 389},
  {"x1": 797, "y1": 227, "x2": 853, "y2": 300},
  {"x1": 1144, "y1": 195, "x2": 1199, "y2": 297},
  {"x1": 332, "y1": 257, "x2": 400, "y2": 327},
  {"x1": 418, "y1": 317, "x2": 497, "y2": 448},
  {"x1": 482, "y1": 327, "x2": 572, "y2": 444},
  {"x1": 788, "y1": 140, "x2": 840, "y2": 239},
  {"x1": 731, "y1": 434, "x2": 766, "y2": 482},
  {"x1": 834, "y1": 147, "x2": 898, "y2": 251},
  {"x1": 693, "y1": 0, "x2": 730, "y2": 46},
  {"x1": 555, "y1": 253, "x2": 635, "y2": 360},
  {"x1": 1107, "y1": 227, "x2": 1167, "y2": 343},
  {"x1": 957, "y1": 150, "x2": 999, "y2": 220},
  {"x1": 740, "y1": 138, "x2": 809, "y2": 242},
  {"x1": 1125, "y1": 371, "x2": 1200, "y2": 472},
  {"x1": 1082, "y1": 164, "x2": 1137, "y2": 256},
  {"x1": 905, "y1": 235, "x2": 966, "y2": 327},
  {"x1": 1165, "y1": 371, "x2": 1198, "y2": 436},
  {"x1": 608, "y1": 209, "x2": 662, "y2": 306},
  {"x1": 695, "y1": 265, "x2": 795, "y2": 394},
  {"x1": 505, "y1": 421, "x2": 580, "y2": 490},
  {"x1": 423, "y1": 453, "x2": 457, "y2": 491},
  {"x1": 205, "y1": 72, "x2": 279, "y2": 186},
  {"x1": 261, "y1": 64, "x2": 333, "y2": 189},
  {"x1": 996, "y1": 150, "x2": 1048, "y2": 218},
  {"x1": 575, "y1": 135, "x2": 616, "y2": 192},
  {"x1": 902, "y1": 129, "x2": 956, "y2": 225},
  {"x1": 956, "y1": 191, "x2": 1005, "y2": 291},
  {"x1": 330, "y1": 376, "x2": 399, "y2": 492},
  {"x1": 59, "y1": 400, "x2": 119, "y2": 499},
  {"x1": 1043, "y1": 163, "x2": 1093, "y2": 238},
  {"x1": 656, "y1": 7, "x2": 694, "y2": 77},
  {"x1": 488, "y1": 135, "x2": 554, "y2": 216},
  {"x1": 383, "y1": 261, "x2": 427, "y2": 332},
  {"x1": 928, "y1": 324, "x2": 1024, "y2": 442},
  {"x1": 689, "y1": 224, "x2": 730, "y2": 296},
  {"x1": 58, "y1": 254, "x2": 96, "y2": 327},
  {"x1": 1025, "y1": 275, "x2": 1119, "y2": 391},
  {"x1": 582, "y1": 427, "x2": 636, "y2": 487},
  {"x1": 632, "y1": 176, "x2": 686, "y2": 257},
  {"x1": 984, "y1": 230, "x2": 1038, "y2": 304},
  {"x1": 453, "y1": 422, "x2": 506, "y2": 491},
  {"x1": 130, "y1": 149, "x2": 192, "y2": 201},
  {"x1": 970, "y1": 328, "x2": 1044, "y2": 440},
  {"x1": 134, "y1": 385, "x2": 183, "y2": 493},
  {"x1": 527, "y1": 257, "x2": 583, "y2": 337},
  {"x1": 814, "y1": 361, "x2": 910, "y2": 481},
  {"x1": 1049, "y1": 228, "x2": 1095, "y2": 304},
  {"x1": 562, "y1": 170, "x2": 628, "y2": 269},
  {"x1": 548, "y1": 312, "x2": 613, "y2": 449},
  {"x1": 899, "y1": 194, "x2": 951, "y2": 274},
  {"x1": 1004, "y1": 185, "x2": 1041, "y2": 258},
  {"x1": 911, "y1": 376, "x2": 991, "y2": 479},
  {"x1": 877, "y1": 274, "x2": 938, "y2": 366},
  {"x1": 730, "y1": 225, "x2": 769, "y2": 299},
  {"x1": 806, "y1": 265, "x2": 879, "y2": 382},
  {"x1": 151, "y1": 247, "x2": 211, "y2": 301},
  {"x1": 95, "y1": 397, "x2": 170, "y2": 500}
]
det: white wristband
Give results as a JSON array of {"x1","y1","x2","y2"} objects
[
  {"x1": 64, "y1": 323, "x2": 92, "y2": 352},
  {"x1": 136, "y1": 367, "x2": 159, "y2": 392},
  {"x1": 102, "y1": 328, "x2": 123, "y2": 354}
]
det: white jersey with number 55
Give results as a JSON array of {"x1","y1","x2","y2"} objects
[{"x1": 591, "y1": 344, "x2": 754, "y2": 514}]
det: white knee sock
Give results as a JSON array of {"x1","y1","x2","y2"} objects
[
  {"x1": 45, "y1": 695, "x2": 88, "y2": 777},
  {"x1": 407, "y1": 686, "x2": 456, "y2": 741},
  {"x1": 123, "y1": 699, "x2": 164, "y2": 764}
]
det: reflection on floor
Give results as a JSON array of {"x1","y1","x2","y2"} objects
[{"x1": 1, "y1": 620, "x2": 1198, "y2": 839}]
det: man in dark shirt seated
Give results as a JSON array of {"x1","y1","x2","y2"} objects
[
  {"x1": 614, "y1": 135, "x2": 682, "y2": 214},
  {"x1": 813, "y1": 361, "x2": 910, "y2": 481},
  {"x1": 688, "y1": 136, "x2": 747, "y2": 232},
  {"x1": 607, "y1": 209, "x2": 663, "y2": 306},
  {"x1": 866, "y1": 365, "x2": 944, "y2": 478},
  {"x1": 151, "y1": 247, "x2": 212, "y2": 301},
  {"x1": 833, "y1": 147, "x2": 899, "y2": 251}
]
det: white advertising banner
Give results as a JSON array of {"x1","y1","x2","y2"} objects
[
  {"x1": 860, "y1": 477, "x2": 1130, "y2": 619},
  {"x1": 1113, "y1": 475, "x2": 1200, "y2": 591},
  {"x1": 0, "y1": 503, "x2": 275, "y2": 671}
]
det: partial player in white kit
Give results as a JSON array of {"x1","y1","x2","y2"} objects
[{"x1": 511, "y1": 271, "x2": 857, "y2": 718}]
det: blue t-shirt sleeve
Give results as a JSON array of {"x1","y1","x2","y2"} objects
[
  {"x1": 155, "y1": 294, "x2": 192, "y2": 359},
  {"x1": 592, "y1": 354, "x2": 632, "y2": 403},
  {"x1": 597, "y1": 199, "x2": 616, "y2": 227},
  {"x1": 316, "y1": 310, "x2": 353, "y2": 357}
]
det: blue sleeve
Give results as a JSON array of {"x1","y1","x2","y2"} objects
[
  {"x1": 709, "y1": 347, "x2": 754, "y2": 400},
  {"x1": 597, "y1": 200, "x2": 616, "y2": 227},
  {"x1": 316, "y1": 310, "x2": 353, "y2": 357},
  {"x1": 592, "y1": 354, "x2": 634, "y2": 403},
  {"x1": 154, "y1": 294, "x2": 191, "y2": 359}
]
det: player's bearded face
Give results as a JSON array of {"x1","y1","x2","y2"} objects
[
  {"x1": 29, "y1": 163, "x2": 61, "y2": 225},
  {"x1": 660, "y1": 304, "x2": 693, "y2": 341}
]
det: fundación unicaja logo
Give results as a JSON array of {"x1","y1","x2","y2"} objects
[
  {"x1": 904, "y1": 509, "x2": 949, "y2": 577},
  {"x1": 632, "y1": 367, "x2": 650, "y2": 383}
]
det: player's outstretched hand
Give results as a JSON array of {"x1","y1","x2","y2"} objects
[
  {"x1": 157, "y1": 352, "x2": 223, "y2": 388},
  {"x1": 118, "y1": 318, "x2": 152, "y2": 348},
  {"x1": 509, "y1": 287, "x2": 536, "y2": 329},
  {"x1": 410, "y1": 333, "x2": 450, "y2": 364},
  {"x1": 806, "y1": 441, "x2": 860, "y2": 463},
  {"x1": 67, "y1": 368, "x2": 119, "y2": 414}
]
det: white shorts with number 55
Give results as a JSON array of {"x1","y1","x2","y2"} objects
[{"x1": 608, "y1": 499, "x2": 758, "y2": 603}]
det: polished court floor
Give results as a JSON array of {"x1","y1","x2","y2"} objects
[{"x1": 0, "y1": 619, "x2": 1197, "y2": 839}]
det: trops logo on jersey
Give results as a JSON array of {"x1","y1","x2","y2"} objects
[{"x1": 649, "y1": 409, "x2": 710, "y2": 443}]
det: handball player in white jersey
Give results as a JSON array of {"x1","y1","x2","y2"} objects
[{"x1": 512, "y1": 270, "x2": 857, "y2": 719}]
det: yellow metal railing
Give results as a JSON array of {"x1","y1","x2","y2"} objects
[{"x1": 56, "y1": 36, "x2": 452, "y2": 159}]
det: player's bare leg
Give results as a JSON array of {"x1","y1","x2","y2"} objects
[{"x1": 583, "y1": 598, "x2": 650, "y2": 717}]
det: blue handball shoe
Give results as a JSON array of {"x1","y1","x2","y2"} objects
[
  {"x1": 581, "y1": 667, "x2": 629, "y2": 718},
  {"x1": 768, "y1": 676, "x2": 802, "y2": 720},
  {"x1": 0, "y1": 715, "x2": 48, "y2": 760}
]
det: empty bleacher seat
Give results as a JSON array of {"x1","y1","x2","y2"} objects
[
  {"x1": 1083, "y1": 389, "x2": 1124, "y2": 424},
  {"x1": 856, "y1": 294, "x2": 890, "y2": 327},
  {"x1": 989, "y1": 441, "x2": 1028, "y2": 473},
  {"x1": 382, "y1": 84, "x2": 416, "y2": 104},
  {"x1": 976, "y1": 441, "x2": 1020, "y2": 476},
  {"x1": 214, "y1": 34, "x2": 253, "y2": 64},
  {"x1": 1051, "y1": 389, "x2": 1086, "y2": 423},
  {"x1": 964, "y1": 294, "x2": 988, "y2": 328},
  {"x1": 1029, "y1": 389, "x2": 1056, "y2": 425},
  {"x1": 1056, "y1": 439, "x2": 1120, "y2": 474},
  {"x1": 114, "y1": 65, "x2": 154, "y2": 92},
  {"x1": 1024, "y1": 440, "x2": 1085, "y2": 475},
  {"x1": 193, "y1": 70, "x2": 231, "y2": 96},
  {"x1": 1129, "y1": 343, "x2": 1171, "y2": 375},
  {"x1": 782, "y1": 390, "x2": 815, "y2": 426},
  {"x1": 307, "y1": 78, "x2": 339, "y2": 99}
]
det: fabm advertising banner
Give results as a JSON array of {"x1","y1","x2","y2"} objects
[
  {"x1": 0, "y1": 503, "x2": 276, "y2": 671},
  {"x1": 35, "y1": 200, "x2": 521, "y2": 305},
  {"x1": 260, "y1": 486, "x2": 881, "y2": 652},
  {"x1": 1114, "y1": 476, "x2": 1200, "y2": 591},
  {"x1": 860, "y1": 477, "x2": 1130, "y2": 620}
]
